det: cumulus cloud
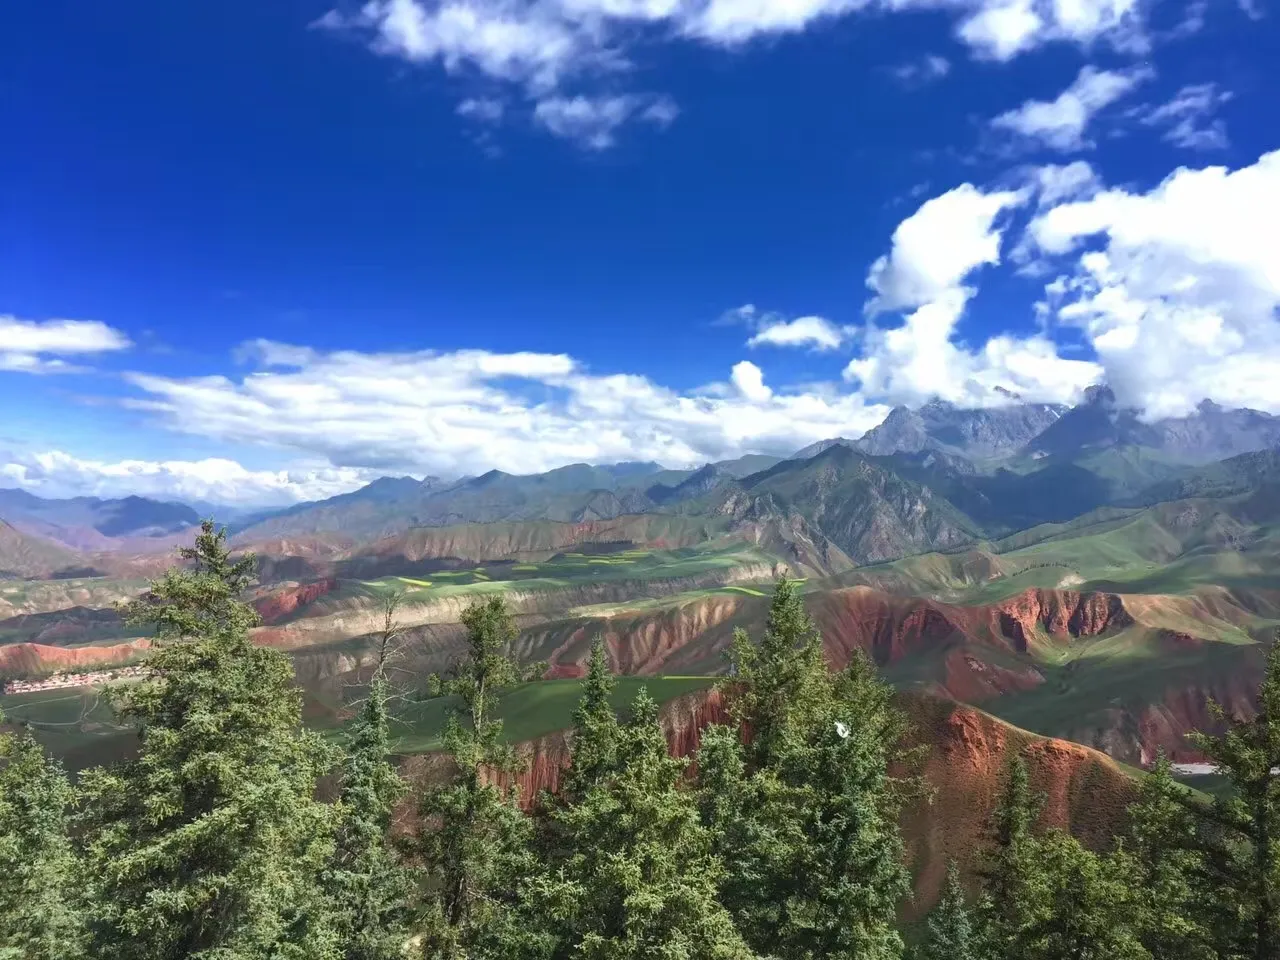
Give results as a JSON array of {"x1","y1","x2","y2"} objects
[
  {"x1": 532, "y1": 94, "x2": 678, "y2": 148},
  {"x1": 865, "y1": 183, "x2": 1028, "y2": 313},
  {"x1": 117, "y1": 342, "x2": 889, "y2": 480},
  {"x1": 1134, "y1": 82, "x2": 1232, "y2": 150},
  {"x1": 0, "y1": 316, "x2": 132, "y2": 374},
  {"x1": 991, "y1": 65, "x2": 1153, "y2": 151},
  {"x1": 848, "y1": 183, "x2": 1102, "y2": 406},
  {"x1": 1028, "y1": 149, "x2": 1280, "y2": 417},
  {"x1": 0, "y1": 452, "x2": 378, "y2": 506},
  {"x1": 746, "y1": 316, "x2": 846, "y2": 350},
  {"x1": 317, "y1": 0, "x2": 1158, "y2": 147}
]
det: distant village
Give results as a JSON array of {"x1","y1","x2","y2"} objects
[{"x1": 2, "y1": 664, "x2": 150, "y2": 696}]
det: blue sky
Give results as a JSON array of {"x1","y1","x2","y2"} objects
[{"x1": 1, "y1": 0, "x2": 1277, "y2": 505}]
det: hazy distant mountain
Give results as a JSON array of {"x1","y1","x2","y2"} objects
[
  {"x1": 0, "y1": 489, "x2": 200, "y2": 549},
  {"x1": 1134, "y1": 449, "x2": 1280, "y2": 505},
  {"x1": 855, "y1": 399, "x2": 1067, "y2": 460},
  {"x1": 1027, "y1": 389, "x2": 1280, "y2": 462},
  {"x1": 0, "y1": 518, "x2": 97, "y2": 578}
]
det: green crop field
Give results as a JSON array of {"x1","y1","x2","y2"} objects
[{"x1": 331, "y1": 544, "x2": 774, "y2": 610}]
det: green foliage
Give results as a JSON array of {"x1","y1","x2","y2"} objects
[
  {"x1": 558, "y1": 639, "x2": 622, "y2": 803},
  {"x1": 1185, "y1": 632, "x2": 1280, "y2": 959},
  {"x1": 530, "y1": 688, "x2": 757, "y2": 960},
  {"x1": 329, "y1": 674, "x2": 412, "y2": 960},
  {"x1": 915, "y1": 862, "x2": 978, "y2": 960},
  {"x1": 413, "y1": 595, "x2": 543, "y2": 960},
  {"x1": 1016, "y1": 830, "x2": 1147, "y2": 960},
  {"x1": 704, "y1": 575, "x2": 913, "y2": 960},
  {"x1": 0, "y1": 719, "x2": 82, "y2": 960},
  {"x1": 1125, "y1": 754, "x2": 1215, "y2": 960},
  {"x1": 979, "y1": 755, "x2": 1040, "y2": 958},
  {"x1": 78, "y1": 520, "x2": 340, "y2": 960}
]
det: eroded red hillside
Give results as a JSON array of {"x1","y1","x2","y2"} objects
[
  {"x1": 252, "y1": 579, "x2": 338, "y2": 624},
  {"x1": 399, "y1": 687, "x2": 1137, "y2": 917},
  {"x1": 0, "y1": 638, "x2": 150, "y2": 676}
]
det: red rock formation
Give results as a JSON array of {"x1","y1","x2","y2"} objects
[
  {"x1": 252, "y1": 579, "x2": 337, "y2": 625},
  {"x1": 0, "y1": 638, "x2": 150, "y2": 677},
  {"x1": 990, "y1": 588, "x2": 1131, "y2": 646}
]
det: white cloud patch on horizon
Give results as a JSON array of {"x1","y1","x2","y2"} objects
[
  {"x1": 1028, "y1": 149, "x2": 1280, "y2": 418},
  {"x1": 0, "y1": 452, "x2": 379, "y2": 507},
  {"x1": 115, "y1": 342, "x2": 892, "y2": 485},
  {"x1": 0, "y1": 316, "x2": 132, "y2": 374},
  {"x1": 990, "y1": 64, "x2": 1153, "y2": 152}
]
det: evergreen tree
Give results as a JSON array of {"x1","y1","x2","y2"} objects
[
  {"x1": 978, "y1": 754, "x2": 1039, "y2": 960},
  {"x1": 78, "y1": 521, "x2": 339, "y2": 960},
  {"x1": 703, "y1": 575, "x2": 913, "y2": 960},
  {"x1": 531, "y1": 688, "x2": 757, "y2": 960},
  {"x1": 1016, "y1": 831, "x2": 1146, "y2": 960},
  {"x1": 413, "y1": 595, "x2": 543, "y2": 960},
  {"x1": 0, "y1": 716, "x2": 83, "y2": 960},
  {"x1": 328, "y1": 596, "x2": 412, "y2": 960},
  {"x1": 558, "y1": 639, "x2": 621, "y2": 803},
  {"x1": 1186, "y1": 632, "x2": 1280, "y2": 960},
  {"x1": 915, "y1": 861, "x2": 978, "y2": 960},
  {"x1": 1125, "y1": 753, "x2": 1214, "y2": 960}
]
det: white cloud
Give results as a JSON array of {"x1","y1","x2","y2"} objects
[
  {"x1": 991, "y1": 65, "x2": 1153, "y2": 151},
  {"x1": 1135, "y1": 82, "x2": 1232, "y2": 150},
  {"x1": 955, "y1": 0, "x2": 1146, "y2": 59},
  {"x1": 118, "y1": 342, "x2": 890, "y2": 480},
  {"x1": 1028, "y1": 150, "x2": 1280, "y2": 417},
  {"x1": 318, "y1": 0, "x2": 1160, "y2": 149},
  {"x1": 0, "y1": 316, "x2": 132, "y2": 374},
  {"x1": 533, "y1": 94, "x2": 677, "y2": 148},
  {"x1": 0, "y1": 452, "x2": 377, "y2": 507},
  {"x1": 890, "y1": 54, "x2": 951, "y2": 86},
  {"x1": 746, "y1": 316, "x2": 846, "y2": 350},
  {"x1": 457, "y1": 96, "x2": 505, "y2": 122},
  {"x1": 866, "y1": 183, "x2": 1027, "y2": 314},
  {"x1": 730, "y1": 360, "x2": 772, "y2": 401},
  {"x1": 848, "y1": 183, "x2": 1102, "y2": 406},
  {"x1": 1031, "y1": 160, "x2": 1103, "y2": 206}
]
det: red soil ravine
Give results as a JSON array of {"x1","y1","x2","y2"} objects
[
  {"x1": 252, "y1": 579, "x2": 338, "y2": 625},
  {"x1": 0, "y1": 638, "x2": 151, "y2": 676}
]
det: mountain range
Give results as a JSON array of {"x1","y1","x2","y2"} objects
[{"x1": 4, "y1": 388, "x2": 1279, "y2": 802}]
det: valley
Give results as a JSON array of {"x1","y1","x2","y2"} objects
[{"x1": 3, "y1": 392, "x2": 1278, "y2": 792}]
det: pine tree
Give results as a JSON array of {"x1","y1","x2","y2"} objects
[
  {"x1": 1016, "y1": 831, "x2": 1146, "y2": 960},
  {"x1": 559, "y1": 639, "x2": 621, "y2": 803},
  {"x1": 1185, "y1": 632, "x2": 1280, "y2": 960},
  {"x1": 531, "y1": 688, "x2": 757, "y2": 960},
  {"x1": 704, "y1": 575, "x2": 913, "y2": 960},
  {"x1": 978, "y1": 753, "x2": 1039, "y2": 959},
  {"x1": 1125, "y1": 753, "x2": 1214, "y2": 960},
  {"x1": 916, "y1": 861, "x2": 978, "y2": 960},
  {"x1": 78, "y1": 521, "x2": 340, "y2": 960},
  {"x1": 329, "y1": 596, "x2": 412, "y2": 960},
  {"x1": 0, "y1": 717, "x2": 83, "y2": 960},
  {"x1": 413, "y1": 595, "x2": 543, "y2": 960}
]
